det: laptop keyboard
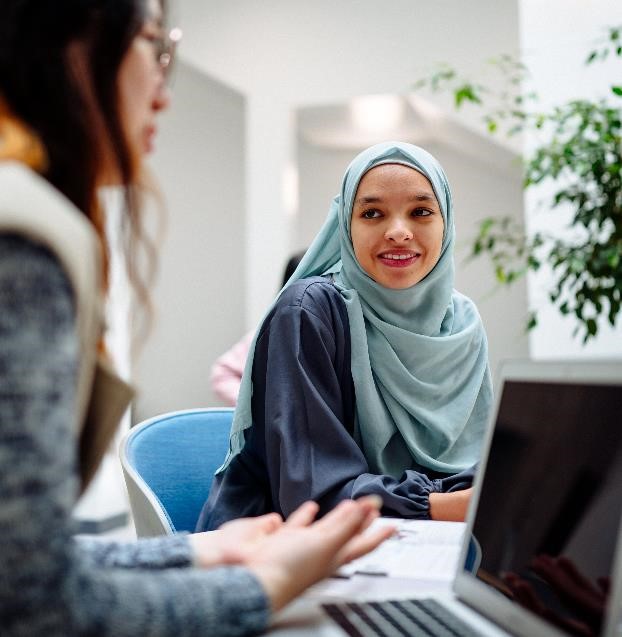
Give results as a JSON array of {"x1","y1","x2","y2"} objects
[{"x1": 322, "y1": 598, "x2": 481, "y2": 637}]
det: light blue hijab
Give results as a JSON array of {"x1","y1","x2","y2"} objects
[{"x1": 219, "y1": 141, "x2": 493, "y2": 477}]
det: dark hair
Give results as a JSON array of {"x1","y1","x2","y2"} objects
[
  {"x1": 0, "y1": 0, "x2": 155, "y2": 303},
  {"x1": 282, "y1": 250, "x2": 306, "y2": 287}
]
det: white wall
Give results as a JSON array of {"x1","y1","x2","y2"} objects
[
  {"x1": 178, "y1": 0, "x2": 521, "y2": 327},
  {"x1": 519, "y1": 0, "x2": 622, "y2": 358},
  {"x1": 134, "y1": 61, "x2": 246, "y2": 419}
]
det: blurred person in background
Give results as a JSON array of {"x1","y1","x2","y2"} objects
[{"x1": 211, "y1": 250, "x2": 305, "y2": 406}]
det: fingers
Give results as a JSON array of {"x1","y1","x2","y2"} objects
[
  {"x1": 338, "y1": 524, "x2": 396, "y2": 565},
  {"x1": 286, "y1": 497, "x2": 391, "y2": 568},
  {"x1": 220, "y1": 512, "x2": 283, "y2": 536},
  {"x1": 285, "y1": 496, "x2": 382, "y2": 531},
  {"x1": 313, "y1": 500, "x2": 377, "y2": 552},
  {"x1": 355, "y1": 494, "x2": 383, "y2": 518},
  {"x1": 531, "y1": 555, "x2": 604, "y2": 608},
  {"x1": 314, "y1": 496, "x2": 384, "y2": 540},
  {"x1": 557, "y1": 556, "x2": 597, "y2": 591},
  {"x1": 253, "y1": 512, "x2": 284, "y2": 534},
  {"x1": 355, "y1": 494, "x2": 383, "y2": 508},
  {"x1": 285, "y1": 501, "x2": 320, "y2": 528},
  {"x1": 504, "y1": 573, "x2": 545, "y2": 613},
  {"x1": 343, "y1": 497, "x2": 384, "y2": 541},
  {"x1": 359, "y1": 501, "x2": 383, "y2": 532}
]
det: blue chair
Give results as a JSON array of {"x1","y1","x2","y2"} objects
[{"x1": 119, "y1": 407, "x2": 233, "y2": 537}]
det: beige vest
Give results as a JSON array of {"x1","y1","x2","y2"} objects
[{"x1": 0, "y1": 161, "x2": 134, "y2": 494}]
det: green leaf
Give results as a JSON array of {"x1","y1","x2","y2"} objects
[
  {"x1": 609, "y1": 299, "x2": 620, "y2": 326},
  {"x1": 454, "y1": 85, "x2": 482, "y2": 107},
  {"x1": 480, "y1": 218, "x2": 494, "y2": 234},
  {"x1": 586, "y1": 318, "x2": 598, "y2": 336},
  {"x1": 570, "y1": 257, "x2": 585, "y2": 273},
  {"x1": 416, "y1": 45, "x2": 621, "y2": 346},
  {"x1": 526, "y1": 312, "x2": 538, "y2": 330},
  {"x1": 527, "y1": 255, "x2": 540, "y2": 270}
]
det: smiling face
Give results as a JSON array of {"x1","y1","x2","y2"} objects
[
  {"x1": 350, "y1": 163, "x2": 444, "y2": 289},
  {"x1": 117, "y1": 0, "x2": 171, "y2": 157}
]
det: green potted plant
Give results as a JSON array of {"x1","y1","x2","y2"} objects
[{"x1": 415, "y1": 27, "x2": 622, "y2": 342}]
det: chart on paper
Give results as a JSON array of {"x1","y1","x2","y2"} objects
[{"x1": 337, "y1": 519, "x2": 466, "y2": 581}]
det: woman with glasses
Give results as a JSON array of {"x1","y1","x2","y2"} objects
[
  {"x1": 197, "y1": 141, "x2": 493, "y2": 532},
  {"x1": 0, "y1": 1, "x2": 392, "y2": 635}
]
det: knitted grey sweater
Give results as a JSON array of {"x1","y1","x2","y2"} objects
[{"x1": 0, "y1": 235, "x2": 270, "y2": 636}]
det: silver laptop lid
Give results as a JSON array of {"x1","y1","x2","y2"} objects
[{"x1": 454, "y1": 360, "x2": 622, "y2": 637}]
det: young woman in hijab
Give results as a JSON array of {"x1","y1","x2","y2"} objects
[
  {"x1": 197, "y1": 141, "x2": 493, "y2": 531},
  {"x1": 0, "y1": 1, "x2": 393, "y2": 635}
]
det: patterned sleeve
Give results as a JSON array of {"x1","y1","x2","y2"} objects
[
  {"x1": 0, "y1": 235, "x2": 269, "y2": 637},
  {"x1": 74, "y1": 534, "x2": 194, "y2": 569}
]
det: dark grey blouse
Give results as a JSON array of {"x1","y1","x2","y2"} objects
[
  {"x1": 197, "y1": 277, "x2": 475, "y2": 532},
  {"x1": 0, "y1": 235, "x2": 269, "y2": 637}
]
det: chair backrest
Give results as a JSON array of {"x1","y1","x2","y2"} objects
[{"x1": 119, "y1": 407, "x2": 233, "y2": 537}]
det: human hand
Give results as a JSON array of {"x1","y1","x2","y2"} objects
[
  {"x1": 241, "y1": 496, "x2": 395, "y2": 612},
  {"x1": 429, "y1": 487, "x2": 473, "y2": 521},
  {"x1": 189, "y1": 512, "x2": 284, "y2": 568},
  {"x1": 529, "y1": 554, "x2": 607, "y2": 622}
]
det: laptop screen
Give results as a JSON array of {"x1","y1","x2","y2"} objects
[{"x1": 467, "y1": 377, "x2": 622, "y2": 637}]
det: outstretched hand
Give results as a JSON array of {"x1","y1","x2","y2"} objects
[
  {"x1": 190, "y1": 496, "x2": 395, "y2": 611},
  {"x1": 245, "y1": 497, "x2": 395, "y2": 611}
]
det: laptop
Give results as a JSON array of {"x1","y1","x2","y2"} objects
[{"x1": 323, "y1": 360, "x2": 622, "y2": 637}]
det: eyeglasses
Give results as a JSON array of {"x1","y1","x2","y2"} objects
[
  {"x1": 140, "y1": 26, "x2": 183, "y2": 81},
  {"x1": 157, "y1": 27, "x2": 182, "y2": 77}
]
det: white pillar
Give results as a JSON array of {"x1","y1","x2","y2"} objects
[{"x1": 245, "y1": 96, "x2": 296, "y2": 327}]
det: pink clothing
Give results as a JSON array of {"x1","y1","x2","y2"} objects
[{"x1": 210, "y1": 331, "x2": 254, "y2": 406}]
